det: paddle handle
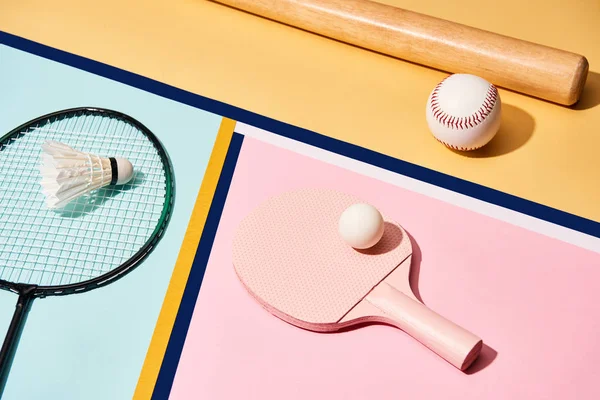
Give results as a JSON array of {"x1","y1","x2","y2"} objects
[
  {"x1": 366, "y1": 282, "x2": 482, "y2": 371},
  {"x1": 212, "y1": 0, "x2": 588, "y2": 105}
]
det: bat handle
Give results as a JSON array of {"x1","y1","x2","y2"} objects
[
  {"x1": 212, "y1": 0, "x2": 588, "y2": 105},
  {"x1": 366, "y1": 282, "x2": 482, "y2": 371}
]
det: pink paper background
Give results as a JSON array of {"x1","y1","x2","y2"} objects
[{"x1": 169, "y1": 137, "x2": 600, "y2": 399}]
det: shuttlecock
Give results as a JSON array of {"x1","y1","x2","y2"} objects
[{"x1": 39, "y1": 141, "x2": 134, "y2": 209}]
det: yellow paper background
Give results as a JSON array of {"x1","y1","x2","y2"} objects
[{"x1": 0, "y1": 0, "x2": 598, "y2": 220}]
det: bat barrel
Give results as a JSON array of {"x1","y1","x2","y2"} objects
[{"x1": 213, "y1": 0, "x2": 589, "y2": 106}]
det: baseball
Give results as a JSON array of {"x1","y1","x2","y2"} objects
[{"x1": 426, "y1": 74, "x2": 501, "y2": 151}]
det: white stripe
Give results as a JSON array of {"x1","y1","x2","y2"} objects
[{"x1": 235, "y1": 122, "x2": 600, "y2": 254}]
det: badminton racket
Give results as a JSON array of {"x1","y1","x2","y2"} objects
[{"x1": 0, "y1": 107, "x2": 174, "y2": 387}]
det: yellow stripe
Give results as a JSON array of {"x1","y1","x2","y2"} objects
[{"x1": 133, "y1": 117, "x2": 236, "y2": 399}]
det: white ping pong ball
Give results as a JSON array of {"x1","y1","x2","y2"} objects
[{"x1": 338, "y1": 203, "x2": 385, "y2": 249}]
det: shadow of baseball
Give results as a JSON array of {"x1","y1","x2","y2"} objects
[{"x1": 453, "y1": 104, "x2": 535, "y2": 158}]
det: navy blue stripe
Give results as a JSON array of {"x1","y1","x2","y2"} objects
[
  {"x1": 1, "y1": 30, "x2": 597, "y2": 239},
  {"x1": 151, "y1": 133, "x2": 244, "y2": 400}
]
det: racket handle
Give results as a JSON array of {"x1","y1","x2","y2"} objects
[
  {"x1": 0, "y1": 291, "x2": 34, "y2": 381},
  {"x1": 366, "y1": 282, "x2": 482, "y2": 371},
  {"x1": 212, "y1": 0, "x2": 588, "y2": 105}
]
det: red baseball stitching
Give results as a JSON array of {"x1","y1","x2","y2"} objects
[
  {"x1": 434, "y1": 136, "x2": 480, "y2": 151},
  {"x1": 430, "y1": 78, "x2": 499, "y2": 131}
]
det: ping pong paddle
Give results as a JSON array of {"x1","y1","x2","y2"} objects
[{"x1": 232, "y1": 188, "x2": 482, "y2": 371}]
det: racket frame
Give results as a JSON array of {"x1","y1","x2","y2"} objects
[{"x1": 0, "y1": 107, "x2": 175, "y2": 385}]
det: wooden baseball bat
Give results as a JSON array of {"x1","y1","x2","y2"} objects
[{"x1": 212, "y1": 0, "x2": 589, "y2": 106}]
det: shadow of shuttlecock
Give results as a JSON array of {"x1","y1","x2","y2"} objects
[{"x1": 56, "y1": 171, "x2": 146, "y2": 218}]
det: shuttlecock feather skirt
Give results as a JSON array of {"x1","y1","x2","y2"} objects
[{"x1": 39, "y1": 141, "x2": 117, "y2": 209}]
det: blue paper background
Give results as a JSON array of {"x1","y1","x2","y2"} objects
[{"x1": 0, "y1": 44, "x2": 221, "y2": 400}]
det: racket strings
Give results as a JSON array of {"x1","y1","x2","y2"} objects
[{"x1": 0, "y1": 110, "x2": 168, "y2": 287}]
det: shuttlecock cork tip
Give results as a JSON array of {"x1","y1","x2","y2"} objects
[{"x1": 114, "y1": 157, "x2": 134, "y2": 185}]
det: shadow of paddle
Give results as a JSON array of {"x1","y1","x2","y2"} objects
[{"x1": 406, "y1": 230, "x2": 424, "y2": 303}]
